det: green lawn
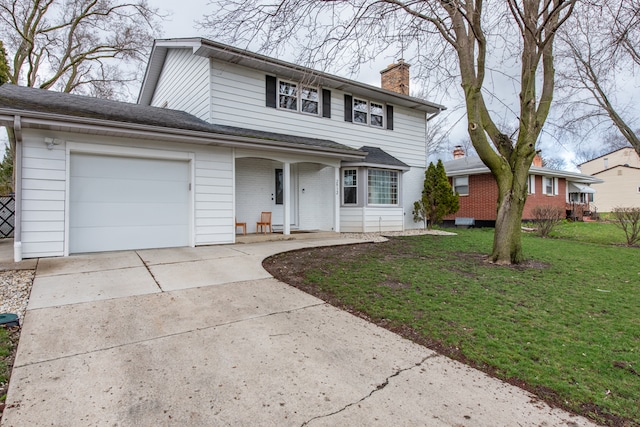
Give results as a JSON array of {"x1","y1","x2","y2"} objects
[{"x1": 275, "y1": 223, "x2": 639, "y2": 425}]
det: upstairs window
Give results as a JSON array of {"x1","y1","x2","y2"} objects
[
  {"x1": 353, "y1": 98, "x2": 384, "y2": 128},
  {"x1": 453, "y1": 176, "x2": 469, "y2": 196},
  {"x1": 278, "y1": 81, "x2": 298, "y2": 111},
  {"x1": 277, "y1": 79, "x2": 319, "y2": 115},
  {"x1": 301, "y1": 87, "x2": 319, "y2": 114}
]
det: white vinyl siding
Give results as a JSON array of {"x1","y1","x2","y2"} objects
[
  {"x1": 20, "y1": 138, "x2": 66, "y2": 258},
  {"x1": 193, "y1": 148, "x2": 235, "y2": 244},
  {"x1": 340, "y1": 207, "x2": 404, "y2": 232},
  {"x1": 150, "y1": 48, "x2": 210, "y2": 120},
  {"x1": 208, "y1": 59, "x2": 427, "y2": 168}
]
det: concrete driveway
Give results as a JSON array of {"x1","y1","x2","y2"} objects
[{"x1": 2, "y1": 238, "x2": 599, "y2": 426}]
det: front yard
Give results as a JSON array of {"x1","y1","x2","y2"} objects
[{"x1": 264, "y1": 223, "x2": 639, "y2": 426}]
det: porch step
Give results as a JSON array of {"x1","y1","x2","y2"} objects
[{"x1": 235, "y1": 231, "x2": 339, "y2": 244}]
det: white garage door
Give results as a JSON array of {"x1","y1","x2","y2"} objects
[{"x1": 69, "y1": 153, "x2": 190, "y2": 253}]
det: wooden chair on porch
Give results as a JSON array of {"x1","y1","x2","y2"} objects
[
  {"x1": 235, "y1": 217, "x2": 246, "y2": 235},
  {"x1": 256, "y1": 211, "x2": 272, "y2": 234}
]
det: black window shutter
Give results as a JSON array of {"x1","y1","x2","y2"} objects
[
  {"x1": 344, "y1": 94, "x2": 353, "y2": 122},
  {"x1": 266, "y1": 75, "x2": 277, "y2": 108},
  {"x1": 322, "y1": 89, "x2": 331, "y2": 118},
  {"x1": 386, "y1": 105, "x2": 394, "y2": 130}
]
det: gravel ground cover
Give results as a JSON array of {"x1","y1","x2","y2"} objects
[{"x1": 0, "y1": 270, "x2": 35, "y2": 322}]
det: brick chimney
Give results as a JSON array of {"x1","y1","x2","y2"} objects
[
  {"x1": 532, "y1": 154, "x2": 543, "y2": 167},
  {"x1": 453, "y1": 145, "x2": 465, "y2": 159},
  {"x1": 380, "y1": 60, "x2": 410, "y2": 95}
]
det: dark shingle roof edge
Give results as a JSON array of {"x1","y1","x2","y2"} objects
[
  {"x1": 443, "y1": 155, "x2": 602, "y2": 183},
  {"x1": 0, "y1": 84, "x2": 363, "y2": 156},
  {"x1": 341, "y1": 146, "x2": 410, "y2": 170}
]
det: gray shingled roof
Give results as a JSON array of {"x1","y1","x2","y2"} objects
[
  {"x1": 443, "y1": 155, "x2": 602, "y2": 184},
  {"x1": 0, "y1": 84, "x2": 360, "y2": 153},
  {"x1": 360, "y1": 146, "x2": 409, "y2": 168}
]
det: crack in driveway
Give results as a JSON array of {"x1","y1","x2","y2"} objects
[{"x1": 300, "y1": 353, "x2": 441, "y2": 426}]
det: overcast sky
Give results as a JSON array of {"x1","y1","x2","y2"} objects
[{"x1": 3, "y1": 2, "x2": 636, "y2": 169}]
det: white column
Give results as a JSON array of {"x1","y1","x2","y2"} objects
[
  {"x1": 283, "y1": 162, "x2": 290, "y2": 235},
  {"x1": 334, "y1": 167, "x2": 340, "y2": 233}
]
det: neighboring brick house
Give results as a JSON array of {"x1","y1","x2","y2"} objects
[
  {"x1": 442, "y1": 151, "x2": 602, "y2": 227},
  {"x1": 578, "y1": 147, "x2": 640, "y2": 212}
]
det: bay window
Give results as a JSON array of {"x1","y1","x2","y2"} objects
[{"x1": 368, "y1": 169, "x2": 398, "y2": 205}]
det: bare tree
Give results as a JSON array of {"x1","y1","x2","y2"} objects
[
  {"x1": 0, "y1": 0, "x2": 163, "y2": 99},
  {"x1": 201, "y1": 0, "x2": 578, "y2": 264},
  {"x1": 557, "y1": 1, "x2": 640, "y2": 157},
  {"x1": 541, "y1": 157, "x2": 566, "y2": 171},
  {"x1": 0, "y1": 39, "x2": 9, "y2": 85},
  {"x1": 425, "y1": 113, "x2": 451, "y2": 159},
  {"x1": 573, "y1": 131, "x2": 634, "y2": 166}
]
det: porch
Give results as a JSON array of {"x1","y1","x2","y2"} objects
[{"x1": 235, "y1": 230, "x2": 340, "y2": 244}]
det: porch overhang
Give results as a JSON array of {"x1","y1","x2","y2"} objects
[{"x1": 568, "y1": 182, "x2": 596, "y2": 194}]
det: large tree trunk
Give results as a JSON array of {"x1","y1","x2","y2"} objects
[{"x1": 492, "y1": 182, "x2": 527, "y2": 264}]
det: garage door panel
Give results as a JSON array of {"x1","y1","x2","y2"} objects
[
  {"x1": 71, "y1": 177, "x2": 189, "y2": 204},
  {"x1": 70, "y1": 225, "x2": 189, "y2": 253},
  {"x1": 71, "y1": 154, "x2": 189, "y2": 181},
  {"x1": 70, "y1": 153, "x2": 191, "y2": 253},
  {"x1": 70, "y1": 202, "x2": 189, "y2": 227}
]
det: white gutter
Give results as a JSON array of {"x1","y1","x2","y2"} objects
[{"x1": 12, "y1": 115, "x2": 22, "y2": 262}]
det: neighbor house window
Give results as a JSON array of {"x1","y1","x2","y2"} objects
[
  {"x1": 278, "y1": 80, "x2": 319, "y2": 115},
  {"x1": 453, "y1": 176, "x2": 469, "y2": 196},
  {"x1": 543, "y1": 177, "x2": 557, "y2": 195},
  {"x1": 527, "y1": 175, "x2": 536, "y2": 194},
  {"x1": 353, "y1": 98, "x2": 384, "y2": 128},
  {"x1": 343, "y1": 169, "x2": 358, "y2": 204},
  {"x1": 368, "y1": 169, "x2": 398, "y2": 205}
]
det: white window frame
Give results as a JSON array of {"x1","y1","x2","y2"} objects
[
  {"x1": 353, "y1": 97, "x2": 385, "y2": 128},
  {"x1": 278, "y1": 79, "x2": 320, "y2": 115},
  {"x1": 343, "y1": 169, "x2": 358, "y2": 205},
  {"x1": 528, "y1": 175, "x2": 536, "y2": 194},
  {"x1": 367, "y1": 169, "x2": 399, "y2": 205},
  {"x1": 300, "y1": 86, "x2": 319, "y2": 115},
  {"x1": 542, "y1": 176, "x2": 558, "y2": 195},
  {"x1": 453, "y1": 175, "x2": 469, "y2": 196}
]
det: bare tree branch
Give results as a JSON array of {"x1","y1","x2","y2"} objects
[{"x1": 0, "y1": 0, "x2": 164, "y2": 99}]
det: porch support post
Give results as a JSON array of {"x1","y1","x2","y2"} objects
[
  {"x1": 283, "y1": 162, "x2": 291, "y2": 235},
  {"x1": 334, "y1": 166, "x2": 340, "y2": 233}
]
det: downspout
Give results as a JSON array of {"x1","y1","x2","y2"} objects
[{"x1": 12, "y1": 115, "x2": 22, "y2": 262}]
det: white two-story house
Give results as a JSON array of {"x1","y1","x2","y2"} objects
[{"x1": 0, "y1": 37, "x2": 444, "y2": 260}]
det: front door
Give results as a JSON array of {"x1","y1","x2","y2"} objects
[{"x1": 272, "y1": 167, "x2": 297, "y2": 228}]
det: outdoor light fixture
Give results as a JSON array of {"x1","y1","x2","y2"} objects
[{"x1": 44, "y1": 137, "x2": 63, "y2": 150}]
